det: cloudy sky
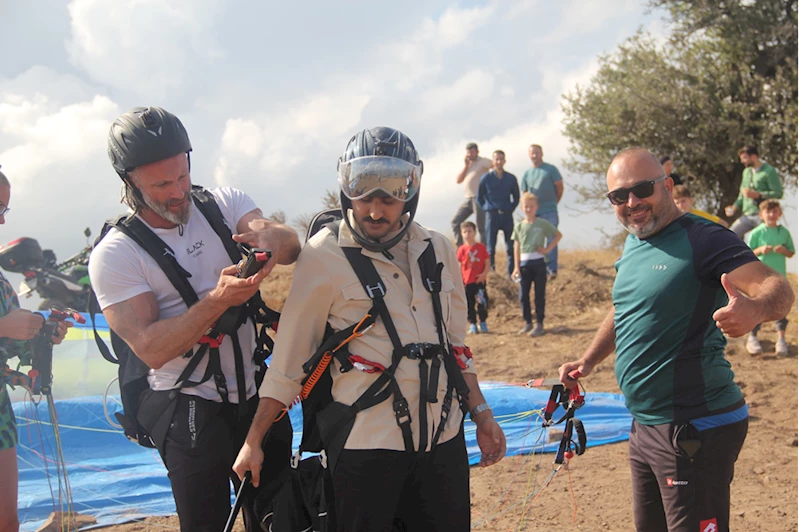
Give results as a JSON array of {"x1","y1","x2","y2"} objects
[{"x1": 1, "y1": 0, "x2": 796, "y2": 289}]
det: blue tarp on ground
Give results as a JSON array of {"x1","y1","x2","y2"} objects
[{"x1": 15, "y1": 384, "x2": 632, "y2": 530}]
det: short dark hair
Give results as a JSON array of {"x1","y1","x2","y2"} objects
[
  {"x1": 738, "y1": 145, "x2": 758, "y2": 156},
  {"x1": 493, "y1": 150, "x2": 505, "y2": 157},
  {"x1": 759, "y1": 199, "x2": 781, "y2": 213},
  {"x1": 460, "y1": 221, "x2": 476, "y2": 231},
  {"x1": 529, "y1": 144, "x2": 542, "y2": 152},
  {"x1": 659, "y1": 155, "x2": 672, "y2": 165},
  {"x1": 672, "y1": 184, "x2": 691, "y2": 199},
  {"x1": 465, "y1": 142, "x2": 478, "y2": 150}
]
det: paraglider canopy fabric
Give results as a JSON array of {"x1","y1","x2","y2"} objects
[{"x1": 13, "y1": 313, "x2": 633, "y2": 530}]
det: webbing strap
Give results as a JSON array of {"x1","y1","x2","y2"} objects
[
  {"x1": 341, "y1": 247, "x2": 415, "y2": 453},
  {"x1": 110, "y1": 216, "x2": 198, "y2": 307}
]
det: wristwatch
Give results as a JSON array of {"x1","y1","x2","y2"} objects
[{"x1": 469, "y1": 402, "x2": 492, "y2": 422}]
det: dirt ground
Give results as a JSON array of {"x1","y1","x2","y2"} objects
[{"x1": 93, "y1": 250, "x2": 798, "y2": 532}]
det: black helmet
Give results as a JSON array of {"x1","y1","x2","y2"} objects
[
  {"x1": 108, "y1": 106, "x2": 192, "y2": 178},
  {"x1": 337, "y1": 127, "x2": 424, "y2": 253}
]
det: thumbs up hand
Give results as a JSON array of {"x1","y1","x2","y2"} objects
[{"x1": 712, "y1": 273, "x2": 761, "y2": 337}]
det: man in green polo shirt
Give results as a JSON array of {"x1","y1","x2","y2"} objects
[
  {"x1": 559, "y1": 148, "x2": 794, "y2": 532},
  {"x1": 724, "y1": 145, "x2": 783, "y2": 238}
]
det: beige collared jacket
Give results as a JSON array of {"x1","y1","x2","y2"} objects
[{"x1": 260, "y1": 216, "x2": 476, "y2": 452}]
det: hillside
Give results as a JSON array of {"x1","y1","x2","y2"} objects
[{"x1": 101, "y1": 249, "x2": 799, "y2": 532}]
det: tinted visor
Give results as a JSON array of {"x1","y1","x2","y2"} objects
[{"x1": 338, "y1": 156, "x2": 421, "y2": 202}]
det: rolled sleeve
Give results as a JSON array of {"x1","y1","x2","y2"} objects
[{"x1": 259, "y1": 236, "x2": 335, "y2": 405}]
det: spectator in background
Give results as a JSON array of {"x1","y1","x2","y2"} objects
[
  {"x1": 745, "y1": 199, "x2": 795, "y2": 356},
  {"x1": 672, "y1": 185, "x2": 729, "y2": 227},
  {"x1": 457, "y1": 221, "x2": 490, "y2": 334},
  {"x1": 477, "y1": 150, "x2": 519, "y2": 279},
  {"x1": 725, "y1": 145, "x2": 783, "y2": 239},
  {"x1": 511, "y1": 193, "x2": 561, "y2": 338},
  {"x1": 520, "y1": 145, "x2": 563, "y2": 279},
  {"x1": 452, "y1": 142, "x2": 493, "y2": 246},
  {"x1": 659, "y1": 155, "x2": 684, "y2": 186}
]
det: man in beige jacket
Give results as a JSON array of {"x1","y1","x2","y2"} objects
[{"x1": 234, "y1": 127, "x2": 506, "y2": 531}]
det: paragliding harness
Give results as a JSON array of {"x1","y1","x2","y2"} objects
[
  {"x1": 90, "y1": 186, "x2": 280, "y2": 450},
  {"x1": 255, "y1": 209, "x2": 473, "y2": 532}
]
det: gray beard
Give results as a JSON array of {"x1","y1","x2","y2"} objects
[
  {"x1": 143, "y1": 192, "x2": 193, "y2": 225},
  {"x1": 622, "y1": 208, "x2": 660, "y2": 239}
]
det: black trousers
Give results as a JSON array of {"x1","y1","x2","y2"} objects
[
  {"x1": 464, "y1": 282, "x2": 488, "y2": 324},
  {"x1": 332, "y1": 429, "x2": 470, "y2": 532},
  {"x1": 146, "y1": 392, "x2": 292, "y2": 532},
  {"x1": 628, "y1": 417, "x2": 748, "y2": 532},
  {"x1": 519, "y1": 259, "x2": 547, "y2": 324}
]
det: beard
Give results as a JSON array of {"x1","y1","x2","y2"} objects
[
  {"x1": 142, "y1": 189, "x2": 193, "y2": 225},
  {"x1": 619, "y1": 193, "x2": 673, "y2": 239}
]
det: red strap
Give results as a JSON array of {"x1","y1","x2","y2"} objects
[
  {"x1": 452, "y1": 345, "x2": 473, "y2": 370},
  {"x1": 348, "y1": 354, "x2": 385, "y2": 373},
  {"x1": 198, "y1": 334, "x2": 224, "y2": 348}
]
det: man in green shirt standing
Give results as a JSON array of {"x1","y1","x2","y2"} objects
[
  {"x1": 724, "y1": 145, "x2": 783, "y2": 238},
  {"x1": 559, "y1": 148, "x2": 794, "y2": 532},
  {"x1": 520, "y1": 144, "x2": 563, "y2": 278}
]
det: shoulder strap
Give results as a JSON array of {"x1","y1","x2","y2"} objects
[
  {"x1": 340, "y1": 247, "x2": 403, "y2": 352},
  {"x1": 191, "y1": 186, "x2": 240, "y2": 264},
  {"x1": 112, "y1": 215, "x2": 200, "y2": 307}
]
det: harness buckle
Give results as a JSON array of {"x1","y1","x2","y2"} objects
[
  {"x1": 365, "y1": 283, "x2": 386, "y2": 299},
  {"x1": 393, "y1": 398, "x2": 411, "y2": 426},
  {"x1": 290, "y1": 451, "x2": 301, "y2": 469}
]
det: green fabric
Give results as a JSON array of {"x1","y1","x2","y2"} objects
[
  {"x1": 511, "y1": 218, "x2": 557, "y2": 254},
  {"x1": 0, "y1": 385, "x2": 17, "y2": 450},
  {"x1": 613, "y1": 215, "x2": 748, "y2": 425},
  {"x1": 520, "y1": 163, "x2": 562, "y2": 215},
  {"x1": 748, "y1": 224, "x2": 794, "y2": 276},
  {"x1": 0, "y1": 271, "x2": 32, "y2": 385},
  {"x1": 733, "y1": 163, "x2": 783, "y2": 215}
]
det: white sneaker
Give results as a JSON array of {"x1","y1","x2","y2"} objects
[
  {"x1": 775, "y1": 338, "x2": 789, "y2": 356},
  {"x1": 745, "y1": 334, "x2": 763, "y2": 355}
]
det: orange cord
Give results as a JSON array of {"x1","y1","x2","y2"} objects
[
  {"x1": 567, "y1": 461, "x2": 578, "y2": 522},
  {"x1": 273, "y1": 313, "x2": 373, "y2": 422}
]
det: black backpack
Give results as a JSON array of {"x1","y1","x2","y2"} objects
[
  {"x1": 255, "y1": 209, "x2": 470, "y2": 532},
  {"x1": 90, "y1": 186, "x2": 280, "y2": 448}
]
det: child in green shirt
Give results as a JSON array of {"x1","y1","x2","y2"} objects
[
  {"x1": 511, "y1": 192, "x2": 561, "y2": 337},
  {"x1": 746, "y1": 199, "x2": 795, "y2": 355}
]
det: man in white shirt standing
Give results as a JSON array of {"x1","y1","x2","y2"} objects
[
  {"x1": 452, "y1": 142, "x2": 493, "y2": 246},
  {"x1": 90, "y1": 106, "x2": 300, "y2": 532}
]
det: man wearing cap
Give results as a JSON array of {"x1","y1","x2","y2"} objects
[
  {"x1": 451, "y1": 142, "x2": 493, "y2": 246},
  {"x1": 90, "y1": 106, "x2": 299, "y2": 532},
  {"x1": 234, "y1": 127, "x2": 506, "y2": 531}
]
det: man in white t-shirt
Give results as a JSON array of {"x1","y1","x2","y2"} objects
[
  {"x1": 451, "y1": 142, "x2": 493, "y2": 246},
  {"x1": 89, "y1": 107, "x2": 300, "y2": 532}
]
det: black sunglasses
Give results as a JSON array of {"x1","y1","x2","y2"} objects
[{"x1": 606, "y1": 175, "x2": 667, "y2": 206}]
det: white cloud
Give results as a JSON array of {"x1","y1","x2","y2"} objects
[
  {"x1": 532, "y1": 0, "x2": 641, "y2": 44},
  {"x1": 214, "y1": 91, "x2": 371, "y2": 187},
  {"x1": 66, "y1": 0, "x2": 224, "y2": 96},
  {"x1": 386, "y1": 5, "x2": 495, "y2": 92},
  {"x1": 419, "y1": 70, "x2": 495, "y2": 117}
]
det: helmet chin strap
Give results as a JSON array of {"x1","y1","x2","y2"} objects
[{"x1": 340, "y1": 193, "x2": 419, "y2": 257}]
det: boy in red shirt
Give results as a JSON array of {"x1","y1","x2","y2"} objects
[{"x1": 456, "y1": 221, "x2": 490, "y2": 333}]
